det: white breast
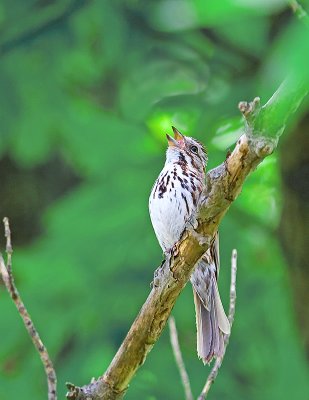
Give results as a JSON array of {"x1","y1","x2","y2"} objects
[{"x1": 149, "y1": 163, "x2": 201, "y2": 252}]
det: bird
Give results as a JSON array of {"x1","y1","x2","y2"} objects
[{"x1": 149, "y1": 126, "x2": 230, "y2": 364}]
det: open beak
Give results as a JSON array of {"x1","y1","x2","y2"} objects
[
  {"x1": 166, "y1": 126, "x2": 185, "y2": 148},
  {"x1": 172, "y1": 126, "x2": 184, "y2": 141},
  {"x1": 166, "y1": 134, "x2": 178, "y2": 147}
]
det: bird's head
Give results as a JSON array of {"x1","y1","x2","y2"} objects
[{"x1": 165, "y1": 126, "x2": 208, "y2": 173}]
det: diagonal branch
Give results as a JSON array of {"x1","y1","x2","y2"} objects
[
  {"x1": 0, "y1": 218, "x2": 57, "y2": 400},
  {"x1": 65, "y1": 77, "x2": 308, "y2": 400}
]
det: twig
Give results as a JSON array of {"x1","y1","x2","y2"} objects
[
  {"x1": 289, "y1": 1, "x2": 309, "y2": 22},
  {"x1": 0, "y1": 218, "x2": 57, "y2": 400},
  {"x1": 227, "y1": 249, "x2": 237, "y2": 327},
  {"x1": 198, "y1": 249, "x2": 237, "y2": 400},
  {"x1": 3, "y1": 217, "x2": 13, "y2": 274},
  {"x1": 169, "y1": 317, "x2": 194, "y2": 400}
]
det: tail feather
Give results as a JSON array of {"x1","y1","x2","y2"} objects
[
  {"x1": 213, "y1": 278, "x2": 230, "y2": 335},
  {"x1": 193, "y1": 286, "x2": 225, "y2": 364},
  {"x1": 191, "y1": 233, "x2": 230, "y2": 364},
  {"x1": 193, "y1": 289, "x2": 211, "y2": 361}
]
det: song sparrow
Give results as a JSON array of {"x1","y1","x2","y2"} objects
[{"x1": 149, "y1": 127, "x2": 230, "y2": 364}]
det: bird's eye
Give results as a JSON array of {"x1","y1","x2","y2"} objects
[{"x1": 190, "y1": 145, "x2": 198, "y2": 154}]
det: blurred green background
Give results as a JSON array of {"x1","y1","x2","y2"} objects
[{"x1": 0, "y1": 1, "x2": 309, "y2": 399}]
